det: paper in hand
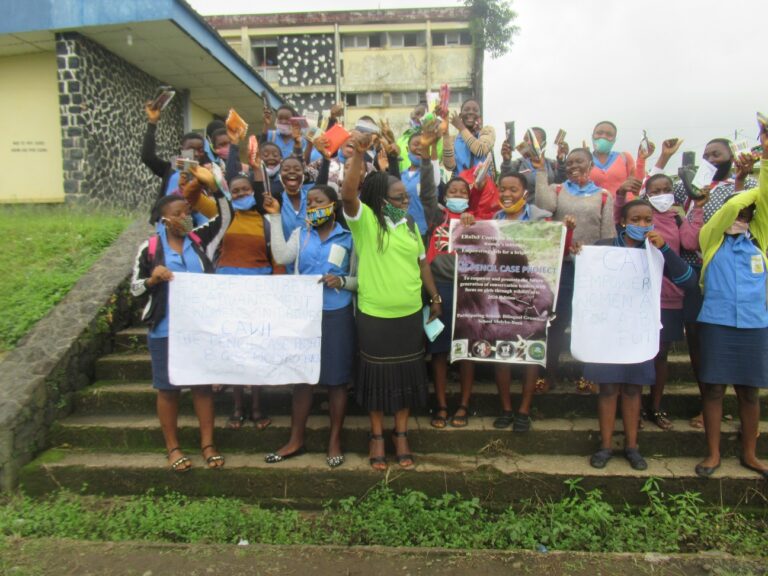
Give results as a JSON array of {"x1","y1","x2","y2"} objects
[
  {"x1": 423, "y1": 306, "x2": 445, "y2": 342},
  {"x1": 691, "y1": 159, "x2": 717, "y2": 190}
]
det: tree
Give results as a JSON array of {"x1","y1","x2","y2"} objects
[{"x1": 464, "y1": 0, "x2": 519, "y2": 109}]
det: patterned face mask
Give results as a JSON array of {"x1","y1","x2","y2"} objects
[
  {"x1": 307, "y1": 203, "x2": 335, "y2": 227},
  {"x1": 383, "y1": 200, "x2": 408, "y2": 222}
]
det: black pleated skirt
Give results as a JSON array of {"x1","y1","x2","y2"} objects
[{"x1": 355, "y1": 309, "x2": 427, "y2": 414}]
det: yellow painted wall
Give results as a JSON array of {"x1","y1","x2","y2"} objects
[
  {"x1": 0, "y1": 52, "x2": 63, "y2": 203},
  {"x1": 430, "y1": 46, "x2": 473, "y2": 86},
  {"x1": 342, "y1": 48, "x2": 428, "y2": 92},
  {"x1": 189, "y1": 101, "x2": 215, "y2": 135}
]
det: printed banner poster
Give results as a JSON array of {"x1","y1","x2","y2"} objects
[
  {"x1": 449, "y1": 220, "x2": 566, "y2": 365},
  {"x1": 168, "y1": 272, "x2": 323, "y2": 385},
  {"x1": 571, "y1": 244, "x2": 664, "y2": 364}
]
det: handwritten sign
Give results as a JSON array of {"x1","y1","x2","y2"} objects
[
  {"x1": 168, "y1": 273, "x2": 323, "y2": 385},
  {"x1": 571, "y1": 244, "x2": 663, "y2": 364}
]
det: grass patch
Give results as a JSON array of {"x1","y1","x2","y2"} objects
[
  {"x1": 1, "y1": 480, "x2": 765, "y2": 556},
  {"x1": 0, "y1": 205, "x2": 130, "y2": 351}
]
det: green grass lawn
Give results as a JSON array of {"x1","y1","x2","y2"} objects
[{"x1": 0, "y1": 205, "x2": 131, "y2": 352}]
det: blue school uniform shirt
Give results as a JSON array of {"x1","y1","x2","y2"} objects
[
  {"x1": 453, "y1": 133, "x2": 481, "y2": 175},
  {"x1": 698, "y1": 233, "x2": 768, "y2": 329},
  {"x1": 401, "y1": 168, "x2": 427, "y2": 235},
  {"x1": 267, "y1": 129, "x2": 307, "y2": 160},
  {"x1": 295, "y1": 223, "x2": 354, "y2": 310},
  {"x1": 281, "y1": 186, "x2": 311, "y2": 239},
  {"x1": 148, "y1": 226, "x2": 205, "y2": 339}
]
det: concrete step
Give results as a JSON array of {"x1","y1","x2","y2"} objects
[
  {"x1": 95, "y1": 351, "x2": 699, "y2": 385},
  {"x1": 73, "y1": 380, "x2": 765, "y2": 421},
  {"x1": 50, "y1": 414, "x2": 768, "y2": 458},
  {"x1": 19, "y1": 449, "x2": 767, "y2": 507}
]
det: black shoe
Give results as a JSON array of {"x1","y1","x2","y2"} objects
[
  {"x1": 695, "y1": 461, "x2": 721, "y2": 478},
  {"x1": 739, "y1": 458, "x2": 768, "y2": 479},
  {"x1": 590, "y1": 448, "x2": 613, "y2": 469},
  {"x1": 493, "y1": 411, "x2": 514, "y2": 429},
  {"x1": 264, "y1": 446, "x2": 306, "y2": 464},
  {"x1": 624, "y1": 448, "x2": 648, "y2": 471},
  {"x1": 512, "y1": 412, "x2": 531, "y2": 432}
]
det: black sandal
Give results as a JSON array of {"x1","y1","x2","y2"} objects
[
  {"x1": 227, "y1": 414, "x2": 246, "y2": 430},
  {"x1": 493, "y1": 411, "x2": 514, "y2": 429},
  {"x1": 201, "y1": 444, "x2": 224, "y2": 469},
  {"x1": 512, "y1": 412, "x2": 531, "y2": 432},
  {"x1": 391, "y1": 430, "x2": 415, "y2": 468},
  {"x1": 168, "y1": 446, "x2": 191, "y2": 473},
  {"x1": 368, "y1": 433, "x2": 386, "y2": 470},
  {"x1": 430, "y1": 406, "x2": 449, "y2": 429},
  {"x1": 450, "y1": 405, "x2": 469, "y2": 428}
]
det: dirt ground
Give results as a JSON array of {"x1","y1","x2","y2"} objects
[{"x1": 0, "y1": 538, "x2": 766, "y2": 576}]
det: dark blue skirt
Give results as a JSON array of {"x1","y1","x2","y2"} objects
[
  {"x1": 319, "y1": 305, "x2": 356, "y2": 386},
  {"x1": 583, "y1": 360, "x2": 655, "y2": 386},
  {"x1": 148, "y1": 336, "x2": 178, "y2": 391},
  {"x1": 427, "y1": 281, "x2": 454, "y2": 355},
  {"x1": 699, "y1": 322, "x2": 768, "y2": 388},
  {"x1": 661, "y1": 308, "x2": 684, "y2": 343}
]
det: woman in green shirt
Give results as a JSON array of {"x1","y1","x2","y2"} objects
[{"x1": 342, "y1": 132, "x2": 442, "y2": 470}]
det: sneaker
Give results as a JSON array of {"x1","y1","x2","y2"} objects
[{"x1": 624, "y1": 448, "x2": 648, "y2": 471}]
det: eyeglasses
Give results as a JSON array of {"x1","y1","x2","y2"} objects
[{"x1": 387, "y1": 194, "x2": 409, "y2": 203}]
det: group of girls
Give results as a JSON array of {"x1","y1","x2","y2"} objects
[{"x1": 133, "y1": 96, "x2": 768, "y2": 481}]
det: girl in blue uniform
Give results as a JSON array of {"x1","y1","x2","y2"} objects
[
  {"x1": 584, "y1": 199, "x2": 697, "y2": 471},
  {"x1": 262, "y1": 185, "x2": 357, "y2": 468}
]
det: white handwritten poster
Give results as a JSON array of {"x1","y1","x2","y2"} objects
[
  {"x1": 571, "y1": 244, "x2": 664, "y2": 364},
  {"x1": 168, "y1": 273, "x2": 323, "y2": 385}
]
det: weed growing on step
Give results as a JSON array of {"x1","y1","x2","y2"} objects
[{"x1": 0, "y1": 480, "x2": 765, "y2": 555}]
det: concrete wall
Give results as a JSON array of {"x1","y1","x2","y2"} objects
[
  {"x1": 341, "y1": 48, "x2": 428, "y2": 93},
  {"x1": 0, "y1": 52, "x2": 64, "y2": 203},
  {"x1": 56, "y1": 32, "x2": 184, "y2": 209},
  {"x1": 189, "y1": 101, "x2": 215, "y2": 136}
]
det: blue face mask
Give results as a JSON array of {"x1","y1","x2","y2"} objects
[
  {"x1": 232, "y1": 194, "x2": 256, "y2": 211},
  {"x1": 625, "y1": 224, "x2": 654, "y2": 241},
  {"x1": 408, "y1": 152, "x2": 421, "y2": 167},
  {"x1": 446, "y1": 198, "x2": 469, "y2": 214}
]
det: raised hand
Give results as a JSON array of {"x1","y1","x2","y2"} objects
[
  {"x1": 557, "y1": 140, "x2": 570, "y2": 163},
  {"x1": 501, "y1": 141, "x2": 512, "y2": 162},
  {"x1": 379, "y1": 119, "x2": 396, "y2": 144},
  {"x1": 377, "y1": 146, "x2": 389, "y2": 172},
  {"x1": 145, "y1": 101, "x2": 161, "y2": 124},
  {"x1": 189, "y1": 164, "x2": 216, "y2": 190},
  {"x1": 734, "y1": 151, "x2": 758, "y2": 180},
  {"x1": 638, "y1": 139, "x2": 656, "y2": 160},
  {"x1": 349, "y1": 130, "x2": 373, "y2": 154},
  {"x1": 660, "y1": 138, "x2": 683, "y2": 159},
  {"x1": 248, "y1": 135, "x2": 260, "y2": 168},
  {"x1": 450, "y1": 111, "x2": 465, "y2": 132},
  {"x1": 263, "y1": 107, "x2": 273, "y2": 129},
  {"x1": 330, "y1": 102, "x2": 345, "y2": 119},
  {"x1": 262, "y1": 190, "x2": 280, "y2": 214},
  {"x1": 617, "y1": 177, "x2": 642, "y2": 197},
  {"x1": 420, "y1": 118, "x2": 441, "y2": 148}
]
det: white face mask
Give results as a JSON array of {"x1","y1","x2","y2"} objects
[
  {"x1": 265, "y1": 165, "x2": 280, "y2": 178},
  {"x1": 648, "y1": 193, "x2": 674, "y2": 213},
  {"x1": 726, "y1": 220, "x2": 749, "y2": 236}
]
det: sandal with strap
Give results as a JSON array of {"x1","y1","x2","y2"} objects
[
  {"x1": 368, "y1": 433, "x2": 387, "y2": 471},
  {"x1": 649, "y1": 410, "x2": 674, "y2": 431},
  {"x1": 430, "y1": 406, "x2": 449, "y2": 429},
  {"x1": 250, "y1": 413, "x2": 272, "y2": 431},
  {"x1": 168, "y1": 447, "x2": 191, "y2": 473},
  {"x1": 201, "y1": 444, "x2": 225, "y2": 469},
  {"x1": 391, "y1": 430, "x2": 415, "y2": 469},
  {"x1": 450, "y1": 405, "x2": 469, "y2": 428},
  {"x1": 624, "y1": 447, "x2": 648, "y2": 471},
  {"x1": 493, "y1": 411, "x2": 514, "y2": 429},
  {"x1": 227, "y1": 414, "x2": 246, "y2": 430}
]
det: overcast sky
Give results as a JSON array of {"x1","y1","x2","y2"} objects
[{"x1": 189, "y1": 0, "x2": 768, "y2": 168}]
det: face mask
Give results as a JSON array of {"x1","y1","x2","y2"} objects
[
  {"x1": 164, "y1": 214, "x2": 194, "y2": 236},
  {"x1": 408, "y1": 152, "x2": 421, "y2": 167},
  {"x1": 648, "y1": 193, "x2": 674, "y2": 213},
  {"x1": 446, "y1": 198, "x2": 469, "y2": 214},
  {"x1": 713, "y1": 160, "x2": 733, "y2": 182},
  {"x1": 307, "y1": 203, "x2": 335, "y2": 227},
  {"x1": 276, "y1": 123, "x2": 292, "y2": 136},
  {"x1": 232, "y1": 194, "x2": 256, "y2": 211},
  {"x1": 265, "y1": 165, "x2": 280, "y2": 178},
  {"x1": 383, "y1": 200, "x2": 408, "y2": 222},
  {"x1": 498, "y1": 196, "x2": 526, "y2": 214},
  {"x1": 726, "y1": 220, "x2": 749, "y2": 235},
  {"x1": 593, "y1": 138, "x2": 614, "y2": 154},
  {"x1": 214, "y1": 146, "x2": 229, "y2": 160},
  {"x1": 625, "y1": 223, "x2": 654, "y2": 241}
]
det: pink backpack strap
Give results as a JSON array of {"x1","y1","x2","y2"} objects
[
  {"x1": 188, "y1": 231, "x2": 202, "y2": 246},
  {"x1": 556, "y1": 184, "x2": 562, "y2": 195},
  {"x1": 148, "y1": 235, "x2": 159, "y2": 263}
]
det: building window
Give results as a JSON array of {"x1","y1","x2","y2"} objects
[
  {"x1": 390, "y1": 92, "x2": 420, "y2": 106},
  {"x1": 388, "y1": 32, "x2": 426, "y2": 48},
  {"x1": 342, "y1": 34, "x2": 385, "y2": 49},
  {"x1": 252, "y1": 38, "x2": 279, "y2": 82},
  {"x1": 431, "y1": 30, "x2": 472, "y2": 46},
  {"x1": 346, "y1": 93, "x2": 384, "y2": 107},
  {"x1": 449, "y1": 91, "x2": 471, "y2": 105}
]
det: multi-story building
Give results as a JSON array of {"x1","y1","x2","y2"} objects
[{"x1": 207, "y1": 8, "x2": 477, "y2": 131}]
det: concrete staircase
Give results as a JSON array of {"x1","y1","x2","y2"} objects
[{"x1": 20, "y1": 327, "x2": 768, "y2": 507}]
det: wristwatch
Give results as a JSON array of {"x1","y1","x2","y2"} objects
[{"x1": 430, "y1": 293, "x2": 442, "y2": 304}]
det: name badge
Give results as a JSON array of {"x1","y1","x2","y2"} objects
[{"x1": 751, "y1": 255, "x2": 764, "y2": 274}]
